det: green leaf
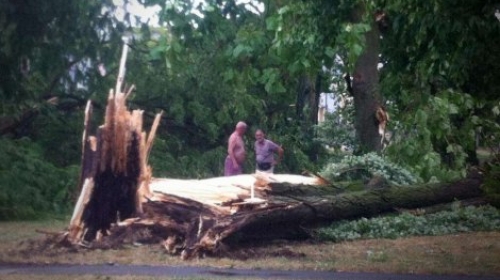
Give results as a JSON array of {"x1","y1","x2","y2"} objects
[
  {"x1": 325, "y1": 47, "x2": 335, "y2": 58},
  {"x1": 415, "y1": 109, "x2": 428, "y2": 124},
  {"x1": 352, "y1": 43, "x2": 363, "y2": 57},
  {"x1": 493, "y1": 106, "x2": 500, "y2": 116},
  {"x1": 223, "y1": 69, "x2": 235, "y2": 82},
  {"x1": 266, "y1": 17, "x2": 279, "y2": 31},
  {"x1": 149, "y1": 46, "x2": 164, "y2": 60},
  {"x1": 205, "y1": 5, "x2": 215, "y2": 12},
  {"x1": 278, "y1": 5, "x2": 290, "y2": 15},
  {"x1": 233, "y1": 44, "x2": 246, "y2": 58},
  {"x1": 448, "y1": 104, "x2": 459, "y2": 114}
]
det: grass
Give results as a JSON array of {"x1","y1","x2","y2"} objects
[{"x1": 0, "y1": 218, "x2": 499, "y2": 278}]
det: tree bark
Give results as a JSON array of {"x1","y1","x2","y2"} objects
[{"x1": 349, "y1": 4, "x2": 384, "y2": 153}]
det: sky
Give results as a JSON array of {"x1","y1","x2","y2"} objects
[
  {"x1": 111, "y1": 0, "x2": 264, "y2": 26},
  {"x1": 112, "y1": 0, "x2": 162, "y2": 26}
]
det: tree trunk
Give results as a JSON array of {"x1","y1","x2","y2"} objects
[
  {"x1": 295, "y1": 73, "x2": 322, "y2": 162},
  {"x1": 349, "y1": 4, "x2": 384, "y2": 153},
  {"x1": 309, "y1": 73, "x2": 322, "y2": 126},
  {"x1": 68, "y1": 89, "x2": 161, "y2": 244},
  {"x1": 69, "y1": 170, "x2": 484, "y2": 259},
  {"x1": 296, "y1": 73, "x2": 321, "y2": 126}
]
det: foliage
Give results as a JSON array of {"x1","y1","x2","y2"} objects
[
  {"x1": 30, "y1": 106, "x2": 84, "y2": 167},
  {"x1": 149, "y1": 136, "x2": 226, "y2": 178},
  {"x1": 132, "y1": 0, "x2": 321, "y2": 175},
  {"x1": 315, "y1": 96, "x2": 355, "y2": 152},
  {"x1": 0, "y1": 0, "x2": 126, "y2": 114},
  {"x1": 383, "y1": 91, "x2": 474, "y2": 183},
  {"x1": 316, "y1": 204, "x2": 500, "y2": 242},
  {"x1": 380, "y1": 0, "x2": 500, "y2": 182},
  {"x1": 272, "y1": 129, "x2": 319, "y2": 173},
  {"x1": 320, "y1": 152, "x2": 420, "y2": 186},
  {"x1": 0, "y1": 137, "x2": 78, "y2": 220},
  {"x1": 0, "y1": 0, "x2": 126, "y2": 218}
]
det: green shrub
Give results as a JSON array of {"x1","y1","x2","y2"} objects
[
  {"x1": 316, "y1": 204, "x2": 500, "y2": 242},
  {"x1": 149, "y1": 137, "x2": 227, "y2": 178},
  {"x1": 0, "y1": 137, "x2": 77, "y2": 220},
  {"x1": 320, "y1": 152, "x2": 421, "y2": 186}
]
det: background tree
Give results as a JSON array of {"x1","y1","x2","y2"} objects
[
  {"x1": 380, "y1": 0, "x2": 500, "y2": 181},
  {"x1": 0, "y1": 0, "x2": 126, "y2": 218},
  {"x1": 271, "y1": 0, "x2": 500, "y2": 181}
]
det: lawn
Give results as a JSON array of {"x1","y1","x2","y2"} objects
[{"x1": 0, "y1": 218, "x2": 499, "y2": 277}]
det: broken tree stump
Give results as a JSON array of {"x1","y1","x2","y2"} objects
[{"x1": 68, "y1": 88, "x2": 162, "y2": 245}]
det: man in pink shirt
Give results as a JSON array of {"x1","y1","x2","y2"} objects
[
  {"x1": 254, "y1": 129, "x2": 284, "y2": 173},
  {"x1": 224, "y1": 121, "x2": 247, "y2": 176}
]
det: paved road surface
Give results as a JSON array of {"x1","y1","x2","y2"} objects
[{"x1": 0, "y1": 263, "x2": 498, "y2": 280}]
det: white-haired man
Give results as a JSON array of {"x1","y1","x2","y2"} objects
[{"x1": 224, "y1": 121, "x2": 247, "y2": 176}]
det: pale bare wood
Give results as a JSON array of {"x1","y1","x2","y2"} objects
[
  {"x1": 135, "y1": 110, "x2": 162, "y2": 209},
  {"x1": 125, "y1": 84, "x2": 135, "y2": 99},
  {"x1": 145, "y1": 112, "x2": 163, "y2": 162},
  {"x1": 116, "y1": 217, "x2": 141, "y2": 227},
  {"x1": 131, "y1": 110, "x2": 144, "y2": 134},
  {"x1": 77, "y1": 101, "x2": 93, "y2": 192},
  {"x1": 136, "y1": 131, "x2": 149, "y2": 213},
  {"x1": 88, "y1": 136, "x2": 97, "y2": 151},
  {"x1": 68, "y1": 178, "x2": 95, "y2": 242},
  {"x1": 82, "y1": 101, "x2": 92, "y2": 143},
  {"x1": 148, "y1": 173, "x2": 326, "y2": 210},
  {"x1": 100, "y1": 91, "x2": 115, "y2": 172},
  {"x1": 112, "y1": 90, "x2": 131, "y2": 174},
  {"x1": 115, "y1": 37, "x2": 130, "y2": 94}
]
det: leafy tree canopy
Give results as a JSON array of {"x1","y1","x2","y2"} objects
[{"x1": 1, "y1": 0, "x2": 500, "y2": 218}]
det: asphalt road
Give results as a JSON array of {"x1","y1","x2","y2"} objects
[{"x1": 1, "y1": 263, "x2": 499, "y2": 280}]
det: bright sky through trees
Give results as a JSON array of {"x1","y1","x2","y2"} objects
[
  {"x1": 112, "y1": 0, "x2": 161, "y2": 26},
  {"x1": 111, "y1": 0, "x2": 264, "y2": 26}
]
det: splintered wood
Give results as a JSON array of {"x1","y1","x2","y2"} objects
[
  {"x1": 149, "y1": 174, "x2": 325, "y2": 208},
  {"x1": 68, "y1": 88, "x2": 162, "y2": 245},
  {"x1": 148, "y1": 173, "x2": 326, "y2": 213}
]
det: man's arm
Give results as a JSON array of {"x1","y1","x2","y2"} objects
[
  {"x1": 275, "y1": 146, "x2": 284, "y2": 165},
  {"x1": 268, "y1": 140, "x2": 283, "y2": 165}
]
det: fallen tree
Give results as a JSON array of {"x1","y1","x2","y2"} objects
[
  {"x1": 145, "y1": 171, "x2": 483, "y2": 259},
  {"x1": 63, "y1": 86, "x2": 486, "y2": 259}
]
